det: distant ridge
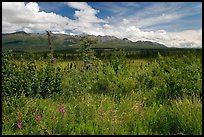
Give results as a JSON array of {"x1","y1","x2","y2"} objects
[{"x1": 2, "y1": 31, "x2": 168, "y2": 52}]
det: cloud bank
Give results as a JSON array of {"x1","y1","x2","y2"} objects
[{"x1": 2, "y1": 2, "x2": 202, "y2": 48}]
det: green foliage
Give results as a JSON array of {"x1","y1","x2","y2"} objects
[
  {"x1": 153, "y1": 55, "x2": 202, "y2": 102},
  {"x1": 2, "y1": 51, "x2": 62, "y2": 100},
  {"x1": 107, "y1": 49, "x2": 126, "y2": 74},
  {"x1": 2, "y1": 49, "x2": 202, "y2": 135},
  {"x1": 3, "y1": 93, "x2": 201, "y2": 135},
  {"x1": 144, "y1": 96, "x2": 202, "y2": 135},
  {"x1": 79, "y1": 36, "x2": 100, "y2": 70}
]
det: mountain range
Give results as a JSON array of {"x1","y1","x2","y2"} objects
[{"x1": 2, "y1": 31, "x2": 168, "y2": 52}]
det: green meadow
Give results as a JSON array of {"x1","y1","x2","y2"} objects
[{"x1": 2, "y1": 39, "x2": 202, "y2": 135}]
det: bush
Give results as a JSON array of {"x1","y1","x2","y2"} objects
[{"x1": 2, "y1": 51, "x2": 62, "y2": 99}]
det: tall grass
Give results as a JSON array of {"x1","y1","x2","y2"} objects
[
  {"x1": 2, "y1": 50, "x2": 202, "y2": 135},
  {"x1": 2, "y1": 92, "x2": 202, "y2": 135}
]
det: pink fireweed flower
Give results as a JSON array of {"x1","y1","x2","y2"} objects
[
  {"x1": 37, "y1": 113, "x2": 41, "y2": 121},
  {"x1": 61, "y1": 108, "x2": 65, "y2": 113},
  {"x1": 59, "y1": 104, "x2": 63, "y2": 112},
  {"x1": 59, "y1": 104, "x2": 65, "y2": 115},
  {"x1": 17, "y1": 119, "x2": 21, "y2": 129},
  {"x1": 18, "y1": 122, "x2": 21, "y2": 129}
]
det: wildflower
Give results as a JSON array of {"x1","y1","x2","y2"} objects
[
  {"x1": 100, "y1": 109, "x2": 104, "y2": 116},
  {"x1": 61, "y1": 108, "x2": 65, "y2": 113},
  {"x1": 17, "y1": 108, "x2": 22, "y2": 129},
  {"x1": 59, "y1": 104, "x2": 65, "y2": 114},
  {"x1": 17, "y1": 119, "x2": 21, "y2": 129},
  {"x1": 37, "y1": 113, "x2": 41, "y2": 121}
]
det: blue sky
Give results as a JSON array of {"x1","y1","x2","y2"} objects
[
  {"x1": 2, "y1": 2, "x2": 202, "y2": 48},
  {"x1": 38, "y1": 2, "x2": 202, "y2": 32}
]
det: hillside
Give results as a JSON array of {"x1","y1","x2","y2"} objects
[{"x1": 2, "y1": 31, "x2": 167, "y2": 52}]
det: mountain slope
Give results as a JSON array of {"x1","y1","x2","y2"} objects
[{"x1": 2, "y1": 31, "x2": 167, "y2": 52}]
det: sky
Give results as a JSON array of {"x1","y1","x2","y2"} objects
[{"x1": 2, "y1": 2, "x2": 202, "y2": 48}]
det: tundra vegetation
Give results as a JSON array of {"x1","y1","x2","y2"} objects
[{"x1": 2, "y1": 36, "x2": 202, "y2": 135}]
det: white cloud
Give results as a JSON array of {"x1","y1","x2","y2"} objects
[
  {"x1": 66, "y1": 2, "x2": 91, "y2": 10},
  {"x1": 166, "y1": 29, "x2": 202, "y2": 48},
  {"x1": 52, "y1": 30, "x2": 75, "y2": 35},
  {"x1": 65, "y1": 2, "x2": 106, "y2": 35},
  {"x1": 66, "y1": 2, "x2": 106, "y2": 24},
  {"x1": 2, "y1": 2, "x2": 70, "y2": 33},
  {"x1": 2, "y1": 20, "x2": 22, "y2": 33},
  {"x1": 103, "y1": 2, "x2": 201, "y2": 31},
  {"x1": 97, "y1": 23, "x2": 202, "y2": 48},
  {"x1": 103, "y1": 24, "x2": 113, "y2": 29}
]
